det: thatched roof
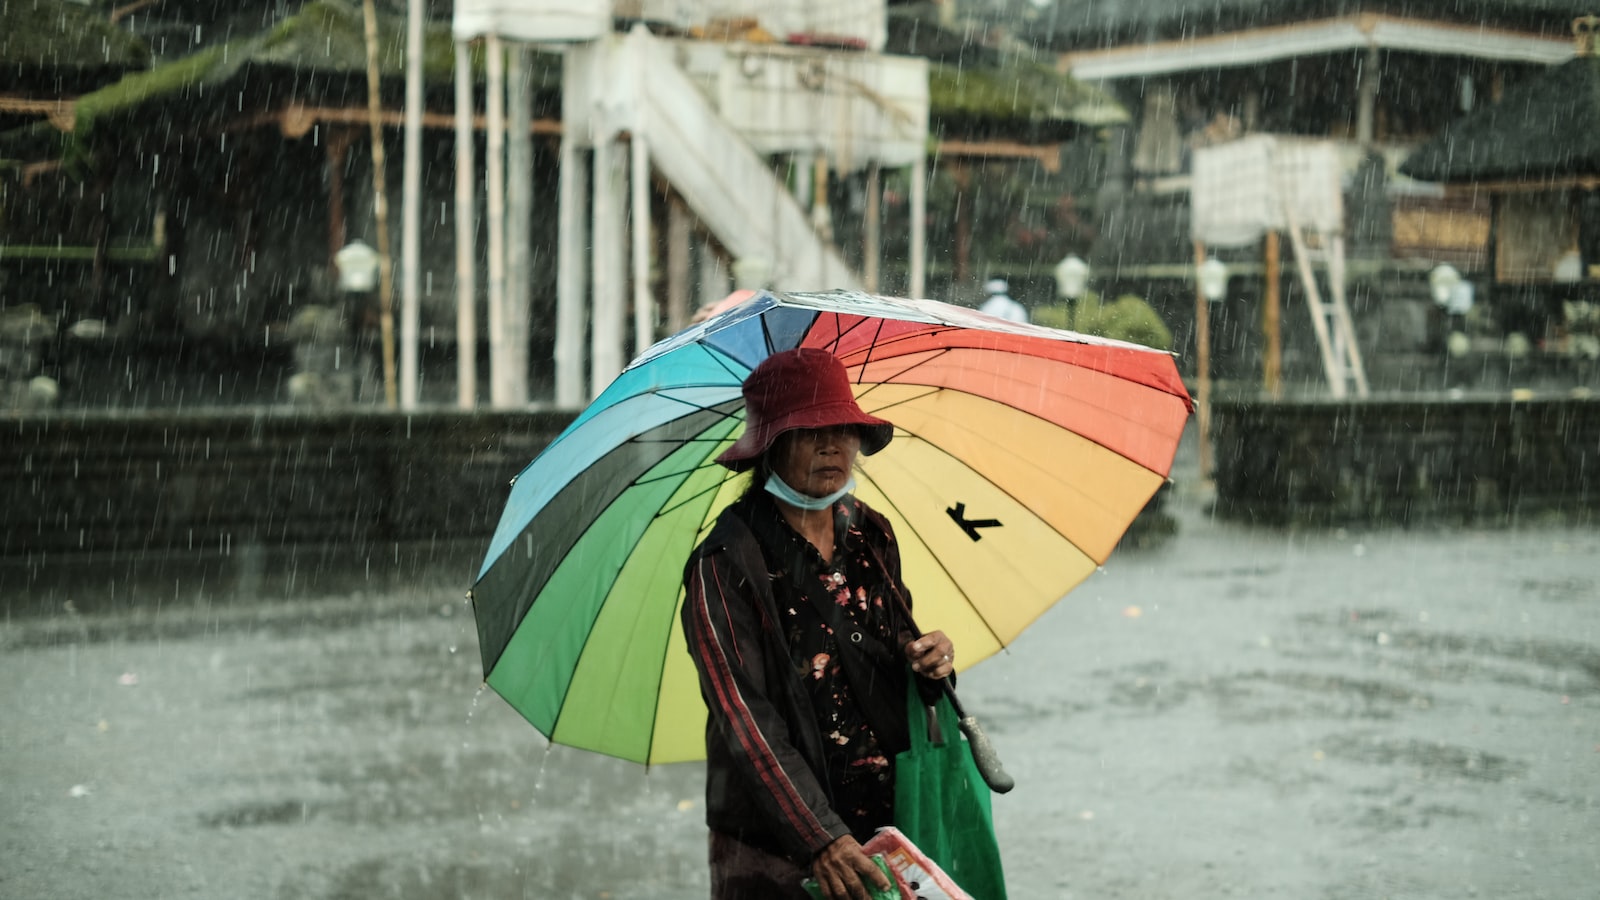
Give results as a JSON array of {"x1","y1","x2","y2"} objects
[
  {"x1": 68, "y1": 2, "x2": 555, "y2": 138},
  {"x1": 1, "y1": 0, "x2": 150, "y2": 88},
  {"x1": 888, "y1": 9, "x2": 1127, "y2": 138},
  {"x1": 6, "y1": 0, "x2": 556, "y2": 151},
  {"x1": 1, "y1": 0, "x2": 150, "y2": 68},
  {"x1": 927, "y1": 59, "x2": 1127, "y2": 137},
  {"x1": 1399, "y1": 52, "x2": 1600, "y2": 182}
]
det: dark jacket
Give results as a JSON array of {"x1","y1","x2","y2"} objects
[{"x1": 680, "y1": 492, "x2": 924, "y2": 865}]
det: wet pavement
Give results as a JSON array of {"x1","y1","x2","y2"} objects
[{"x1": 3, "y1": 467, "x2": 1597, "y2": 899}]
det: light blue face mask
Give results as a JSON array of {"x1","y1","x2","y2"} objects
[{"x1": 764, "y1": 473, "x2": 855, "y2": 511}]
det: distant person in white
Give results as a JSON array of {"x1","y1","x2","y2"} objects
[{"x1": 979, "y1": 278, "x2": 1028, "y2": 323}]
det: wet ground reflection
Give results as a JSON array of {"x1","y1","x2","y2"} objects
[{"x1": 3, "y1": 487, "x2": 1596, "y2": 899}]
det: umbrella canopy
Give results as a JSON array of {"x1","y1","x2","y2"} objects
[
  {"x1": 471, "y1": 290, "x2": 1192, "y2": 765},
  {"x1": 1400, "y1": 52, "x2": 1600, "y2": 183}
]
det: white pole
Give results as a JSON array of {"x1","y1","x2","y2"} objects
[
  {"x1": 591, "y1": 136, "x2": 626, "y2": 395},
  {"x1": 631, "y1": 133, "x2": 653, "y2": 357},
  {"x1": 399, "y1": 0, "x2": 423, "y2": 409},
  {"x1": 666, "y1": 199, "x2": 691, "y2": 333},
  {"x1": 699, "y1": 239, "x2": 728, "y2": 307},
  {"x1": 863, "y1": 162, "x2": 880, "y2": 293},
  {"x1": 453, "y1": 39, "x2": 477, "y2": 409},
  {"x1": 909, "y1": 154, "x2": 927, "y2": 299},
  {"x1": 555, "y1": 137, "x2": 589, "y2": 407},
  {"x1": 505, "y1": 43, "x2": 531, "y2": 405},
  {"x1": 485, "y1": 35, "x2": 507, "y2": 407}
]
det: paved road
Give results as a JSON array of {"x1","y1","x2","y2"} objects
[{"x1": 3, "y1": 485, "x2": 1596, "y2": 899}]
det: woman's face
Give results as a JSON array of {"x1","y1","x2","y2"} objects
[{"x1": 770, "y1": 426, "x2": 861, "y2": 498}]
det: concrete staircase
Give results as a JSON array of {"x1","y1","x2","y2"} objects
[{"x1": 571, "y1": 26, "x2": 860, "y2": 292}]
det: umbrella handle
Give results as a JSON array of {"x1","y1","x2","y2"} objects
[
  {"x1": 944, "y1": 683, "x2": 1015, "y2": 794},
  {"x1": 866, "y1": 539, "x2": 1015, "y2": 794}
]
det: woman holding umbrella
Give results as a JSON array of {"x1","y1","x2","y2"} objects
[{"x1": 681, "y1": 348, "x2": 957, "y2": 900}]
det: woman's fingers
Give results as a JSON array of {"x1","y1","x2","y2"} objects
[
  {"x1": 815, "y1": 836, "x2": 890, "y2": 899},
  {"x1": 908, "y1": 631, "x2": 955, "y2": 678}
]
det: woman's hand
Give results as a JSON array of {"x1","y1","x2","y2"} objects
[
  {"x1": 906, "y1": 630, "x2": 954, "y2": 680},
  {"x1": 812, "y1": 835, "x2": 892, "y2": 900}
]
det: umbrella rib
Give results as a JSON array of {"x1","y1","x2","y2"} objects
[
  {"x1": 632, "y1": 435, "x2": 740, "y2": 445},
  {"x1": 845, "y1": 342, "x2": 968, "y2": 415},
  {"x1": 903, "y1": 390, "x2": 1153, "y2": 551},
  {"x1": 816, "y1": 310, "x2": 889, "y2": 358},
  {"x1": 480, "y1": 293, "x2": 1187, "y2": 764},
  {"x1": 851, "y1": 453, "x2": 1008, "y2": 654},
  {"x1": 640, "y1": 475, "x2": 739, "y2": 766},
  {"x1": 633, "y1": 458, "x2": 723, "y2": 485},
  {"x1": 705, "y1": 346, "x2": 755, "y2": 384},
  {"x1": 857, "y1": 385, "x2": 943, "y2": 420},
  {"x1": 645, "y1": 464, "x2": 738, "y2": 519},
  {"x1": 648, "y1": 387, "x2": 744, "y2": 420},
  {"x1": 565, "y1": 463, "x2": 734, "y2": 766},
  {"x1": 853, "y1": 316, "x2": 890, "y2": 377},
  {"x1": 853, "y1": 346, "x2": 954, "y2": 399},
  {"x1": 851, "y1": 345, "x2": 1180, "y2": 480},
  {"x1": 539, "y1": 450, "x2": 731, "y2": 764},
  {"x1": 858, "y1": 411, "x2": 1118, "y2": 648}
]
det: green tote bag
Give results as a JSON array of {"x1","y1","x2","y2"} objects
[{"x1": 893, "y1": 685, "x2": 1008, "y2": 899}]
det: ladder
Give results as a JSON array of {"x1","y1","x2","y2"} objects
[{"x1": 1284, "y1": 215, "x2": 1369, "y2": 399}]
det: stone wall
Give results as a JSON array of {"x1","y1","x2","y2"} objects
[
  {"x1": 1213, "y1": 395, "x2": 1600, "y2": 525},
  {"x1": 9, "y1": 399, "x2": 1595, "y2": 614},
  {"x1": 1, "y1": 408, "x2": 576, "y2": 559}
]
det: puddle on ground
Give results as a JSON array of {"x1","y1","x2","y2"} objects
[
  {"x1": 1319, "y1": 732, "x2": 1526, "y2": 782},
  {"x1": 1518, "y1": 576, "x2": 1598, "y2": 603},
  {"x1": 200, "y1": 799, "x2": 314, "y2": 829},
  {"x1": 1286, "y1": 608, "x2": 1600, "y2": 695},
  {"x1": 1098, "y1": 662, "x2": 1431, "y2": 722}
]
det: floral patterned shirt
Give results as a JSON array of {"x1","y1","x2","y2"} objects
[{"x1": 769, "y1": 496, "x2": 908, "y2": 834}]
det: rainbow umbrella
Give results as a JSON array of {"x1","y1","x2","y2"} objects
[{"x1": 470, "y1": 290, "x2": 1192, "y2": 765}]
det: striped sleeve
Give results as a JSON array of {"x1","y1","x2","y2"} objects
[{"x1": 683, "y1": 550, "x2": 850, "y2": 859}]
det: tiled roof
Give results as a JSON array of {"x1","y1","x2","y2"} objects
[{"x1": 1400, "y1": 51, "x2": 1600, "y2": 181}]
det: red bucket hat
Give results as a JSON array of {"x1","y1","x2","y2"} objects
[{"x1": 715, "y1": 348, "x2": 894, "y2": 472}]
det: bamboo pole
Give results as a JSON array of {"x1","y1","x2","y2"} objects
[
  {"x1": 591, "y1": 136, "x2": 626, "y2": 394},
  {"x1": 361, "y1": 0, "x2": 397, "y2": 408},
  {"x1": 910, "y1": 154, "x2": 927, "y2": 299},
  {"x1": 1193, "y1": 239, "x2": 1213, "y2": 482},
  {"x1": 399, "y1": 0, "x2": 423, "y2": 409},
  {"x1": 505, "y1": 44, "x2": 531, "y2": 406},
  {"x1": 555, "y1": 137, "x2": 589, "y2": 407},
  {"x1": 699, "y1": 240, "x2": 729, "y2": 307},
  {"x1": 1357, "y1": 45, "x2": 1380, "y2": 147},
  {"x1": 811, "y1": 155, "x2": 833, "y2": 242},
  {"x1": 1327, "y1": 232, "x2": 1369, "y2": 397},
  {"x1": 863, "y1": 162, "x2": 881, "y2": 292},
  {"x1": 666, "y1": 198, "x2": 691, "y2": 333},
  {"x1": 951, "y1": 162, "x2": 971, "y2": 285},
  {"x1": 485, "y1": 35, "x2": 507, "y2": 406},
  {"x1": 1264, "y1": 230, "x2": 1282, "y2": 397},
  {"x1": 454, "y1": 40, "x2": 477, "y2": 409},
  {"x1": 632, "y1": 134, "x2": 654, "y2": 356}
]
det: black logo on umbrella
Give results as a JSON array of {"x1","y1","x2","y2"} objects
[{"x1": 946, "y1": 502, "x2": 1002, "y2": 541}]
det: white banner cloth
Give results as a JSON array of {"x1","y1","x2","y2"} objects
[
  {"x1": 1191, "y1": 136, "x2": 1343, "y2": 246},
  {"x1": 454, "y1": 0, "x2": 607, "y2": 41}
]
